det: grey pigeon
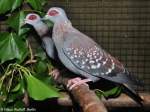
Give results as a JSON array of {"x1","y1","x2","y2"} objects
[
  {"x1": 24, "y1": 13, "x2": 61, "y2": 78},
  {"x1": 24, "y1": 13, "x2": 57, "y2": 60},
  {"x1": 44, "y1": 7, "x2": 143, "y2": 104}
]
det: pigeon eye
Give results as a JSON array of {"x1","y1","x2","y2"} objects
[
  {"x1": 28, "y1": 15, "x2": 37, "y2": 20},
  {"x1": 48, "y1": 10, "x2": 59, "y2": 16}
]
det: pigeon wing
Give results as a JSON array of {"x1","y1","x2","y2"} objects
[{"x1": 62, "y1": 30, "x2": 127, "y2": 84}]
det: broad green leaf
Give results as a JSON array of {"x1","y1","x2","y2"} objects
[
  {"x1": 34, "y1": 61, "x2": 48, "y2": 73},
  {"x1": 11, "y1": 0, "x2": 23, "y2": 12},
  {"x1": 34, "y1": 73, "x2": 58, "y2": 90},
  {"x1": 0, "y1": 32, "x2": 8, "y2": 37},
  {"x1": 11, "y1": 83, "x2": 21, "y2": 93},
  {"x1": 35, "y1": 47, "x2": 54, "y2": 70},
  {"x1": 104, "y1": 86, "x2": 122, "y2": 98},
  {"x1": 0, "y1": 0, "x2": 23, "y2": 14},
  {"x1": 7, "y1": 11, "x2": 30, "y2": 36},
  {"x1": 24, "y1": 74, "x2": 59, "y2": 100},
  {"x1": 94, "y1": 89, "x2": 104, "y2": 98},
  {"x1": 0, "y1": 33, "x2": 28, "y2": 63},
  {"x1": 0, "y1": 0, "x2": 13, "y2": 14},
  {"x1": 95, "y1": 86, "x2": 122, "y2": 99},
  {"x1": 35, "y1": 47, "x2": 47, "y2": 60},
  {"x1": 26, "y1": 0, "x2": 46, "y2": 11}
]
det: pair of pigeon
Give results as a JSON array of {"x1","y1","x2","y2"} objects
[{"x1": 24, "y1": 7, "x2": 143, "y2": 104}]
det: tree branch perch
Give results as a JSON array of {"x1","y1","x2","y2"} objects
[
  {"x1": 56, "y1": 75, "x2": 108, "y2": 112},
  {"x1": 58, "y1": 93, "x2": 150, "y2": 110},
  {"x1": 54, "y1": 73, "x2": 150, "y2": 111}
]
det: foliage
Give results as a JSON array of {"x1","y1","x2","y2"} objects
[
  {"x1": 0, "y1": 32, "x2": 28, "y2": 63},
  {"x1": 95, "y1": 86, "x2": 122, "y2": 99},
  {"x1": 0, "y1": 0, "x2": 45, "y2": 15},
  {"x1": 0, "y1": 64, "x2": 59, "y2": 102},
  {"x1": 6, "y1": 11, "x2": 29, "y2": 36},
  {"x1": 0, "y1": 0, "x2": 23, "y2": 14},
  {"x1": 0, "y1": 0, "x2": 59, "y2": 110}
]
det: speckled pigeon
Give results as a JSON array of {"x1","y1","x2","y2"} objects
[
  {"x1": 44, "y1": 7, "x2": 143, "y2": 104},
  {"x1": 24, "y1": 13, "x2": 61, "y2": 78},
  {"x1": 24, "y1": 13, "x2": 57, "y2": 60}
]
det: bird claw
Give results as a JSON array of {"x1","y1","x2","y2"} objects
[
  {"x1": 49, "y1": 68, "x2": 60, "y2": 80},
  {"x1": 67, "y1": 77, "x2": 91, "y2": 90}
]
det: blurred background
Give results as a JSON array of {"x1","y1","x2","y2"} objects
[{"x1": 0, "y1": 0, "x2": 150, "y2": 93}]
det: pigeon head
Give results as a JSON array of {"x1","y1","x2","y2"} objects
[
  {"x1": 44, "y1": 7, "x2": 69, "y2": 23},
  {"x1": 24, "y1": 13, "x2": 41, "y2": 26}
]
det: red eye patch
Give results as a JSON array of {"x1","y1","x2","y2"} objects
[
  {"x1": 48, "y1": 10, "x2": 59, "y2": 16},
  {"x1": 28, "y1": 15, "x2": 37, "y2": 20}
]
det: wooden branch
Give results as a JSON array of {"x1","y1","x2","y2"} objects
[
  {"x1": 58, "y1": 92, "x2": 150, "y2": 110},
  {"x1": 56, "y1": 76, "x2": 108, "y2": 112},
  {"x1": 57, "y1": 92, "x2": 73, "y2": 106},
  {"x1": 104, "y1": 93, "x2": 150, "y2": 110}
]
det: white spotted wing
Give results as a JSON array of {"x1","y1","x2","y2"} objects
[{"x1": 63, "y1": 30, "x2": 125, "y2": 78}]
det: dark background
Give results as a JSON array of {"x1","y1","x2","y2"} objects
[{"x1": 0, "y1": 0, "x2": 150, "y2": 92}]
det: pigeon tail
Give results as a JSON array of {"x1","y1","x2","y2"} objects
[
  {"x1": 122, "y1": 84, "x2": 143, "y2": 106},
  {"x1": 124, "y1": 69, "x2": 144, "y2": 87}
]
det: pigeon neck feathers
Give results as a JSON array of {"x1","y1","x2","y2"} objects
[
  {"x1": 52, "y1": 20, "x2": 72, "y2": 51},
  {"x1": 33, "y1": 21, "x2": 49, "y2": 37},
  {"x1": 54, "y1": 20, "x2": 72, "y2": 33}
]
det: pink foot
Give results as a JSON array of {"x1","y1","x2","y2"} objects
[
  {"x1": 49, "y1": 68, "x2": 60, "y2": 80},
  {"x1": 67, "y1": 77, "x2": 92, "y2": 90}
]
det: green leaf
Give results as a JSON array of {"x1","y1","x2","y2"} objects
[
  {"x1": 0, "y1": 33, "x2": 28, "y2": 63},
  {"x1": 94, "y1": 89, "x2": 104, "y2": 98},
  {"x1": 7, "y1": 11, "x2": 30, "y2": 36},
  {"x1": 35, "y1": 47, "x2": 47, "y2": 60},
  {"x1": 11, "y1": 0, "x2": 23, "y2": 12},
  {"x1": 11, "y1": 83, "x2": 21, "y2": 93},
  {"x1": 95, "y1": 86, "x2": 122, "y2": 99},
  {"x1": 34, "y1": 73, "x2": 58, "y2": 90},
  {"x1": 0, "y1": 0, "x2": 13, "y2": 14},
  {"x1": 26, "y1": 0, "x2": 46, "y2": 11},
  {"x1": 0, "y1": 0, "x2": 23, "y2": 14},
  {"x1": 104, "y1": 86, "x2": 122, "y2": 98},
  {"x1": 34, "y1": 61, "x2": 48, "y2": 73},
  {"x1": 24, "y1": 74, "x2": 59, "y2": 100},
  {"x1": 0, "y1": 32, "x2": 9, "y2": 38}
]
